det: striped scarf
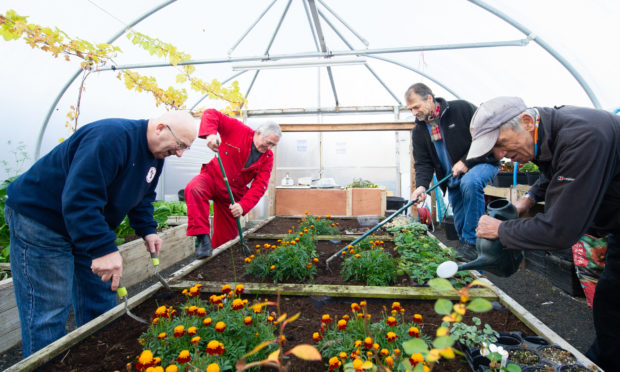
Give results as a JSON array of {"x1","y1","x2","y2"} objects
[{"x1": 426, "y1": 103, "x2": 442, "y2": 141}]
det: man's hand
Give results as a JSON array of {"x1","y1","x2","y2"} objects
[
  {"x1": 229, "y1": 203, "x2": 243, "y2": 218},
  {"x1": 410, "y1": 186, "x2": 427, "y2": 204},
  {"x1": 514, "y1": 197, "x2": 534, "y2": 217},
  {"x1": 476, "y1": 215, "x2": 502, "y2": 239},
  {"x1": 206, "y1": 134, "x2": 221, "y2": 152},
  {"x1": 91, "y1": 251, "x2": 123, "y2": 291},
  {"x1": 452, "y1": 160, "x2": 469, "y2": 177},
  {"x1": 143, "y1": 233, "x2": 162, "y2": 255}
]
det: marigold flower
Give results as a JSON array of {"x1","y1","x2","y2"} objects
[
  {"x1": 409, "y1": 326, "x2": 420, "y2": 337},
  {"x1": 328, "y1": 356, "x2": 341, "y2": 370},
  {"x1": 366, "y1": 351, "x2": 373, "y2": 358},
  {"x1": 339, "y1": 352, "x2": 348, "y2": 359},
  {"x1": 187, "y1": 326, "x2": 197, "y2": 336},
  {"x1": 291, "y1": 240, "x2": 296, "y2": 245},
  {"x1": 267, "y1": 315, "x2": 275, "y2": 323},
  {"x1": 342, "y1": 314, "x2": 350, "y2": 320},
  {"x1": 244, "y1": 257, "x2": 252, "y2": 263},
  {"x1": 409, "y1": 353, "x2": 424, "y2": 366},
  {"x1": 209, "y1": 294, "x2": 223, "y2": 305},
  {"x1": 352, "y1": 358, "x2": 363, "y2": 371},
  {"x1": 235, "y1": 284, "x2": 244, "y2": 294},
  {"x1": 337, "y1": 319, "x2": 347, "y2": 330},
  {"x1": 331, "y1": 223, "x2": 335, "y2": 226},
  {"x1": 270, "y1": 265, "x2": 276, "y2": 270},
  {"x1": 164, "y1": 366, "x2": 178, "y2": 372},
  {"x1": 321, "y1": 314, "x2": 332, "y2": 324},
  {"x1": 146, "y1": 367, "x2": 163, "y2": 372},
  {"x1": 181, "y1": 289, "x2": 188, "y2": 295},
  {"x1": 173, "y1": 325, "x2": 185, "y2": 337},
  {"x1": 188, "y1": 286, "x2": 200, "y2": 297},
  {"x1": 244, "y1": 316, "x2": 253, "y2": 325},
  {"x1": 250, "y1": 254, "x2": 255, "y2": 258},
  {"x1": 342, "y1": 251, "x2": 347, "y2": 256},
  {"x1": 306, "y1": 263, "x2": 313, "y2": 269},
  {"x1": 252, "y1": 304, "x2": 263, "y2": 313},
  {"x1": 191, "y1": 336, "x2": 201, "y2": 345},
  {"x1": 412, "y1": 314, "x2": 423, "y2": 323},
  {"x1": 351, "y1": 303, "x2": 360, "y2": 312},
  {"x1": 386, "y1": 316, "x2": 397, "y2": 326},
  {"x1": 385, "y1": 356, "x2": 394, "y2": 368},
  {"x1": 312, "y1": 332, "x2": 322, "y2": 342},
  {"x1": 386, "y1": 332, "x2": 397, "y2": 342},
  {"x1": 215, "y1": 321, "x2": 226, "y2": 333},
  {"x1": 203, "y1": 317, "x2": 212, "y2": 326},
  {"x1": 196, "y1": 307, "x2": 206, "y2": 317},
  {"x1": 354, "y1": 339, "x2": 362, "y2": 348},
  {"x1": 393, "y1": 348, "x2": 401, "y2": 356},
  {"x1": 360, "y1": 301, "x2": 367, "y2": 308},
  {"x1": 176, "y1": 350, "x2": 191, "y2": 364},
  {"x1": 137, "y1": 350, "x2": 154, "y2": 370},
  {"x1": 154, "y1": 306, "x2": 168, "y2": 318},
  {"x1": 152, "y1": 317, "x2": 159, "y2": 324},
  {"x1": 188, "y1": 306, "x2": 197, "y2": 315},
  {"x1": 391, "y1": 302, "x2": 402, "y2": 312},
  {"x1": 157, "y1": 332, "x2": 166, "y2": 340},
  {"x1": 380, "y1": 348, "x2": 389, "y2": 356},
  {"x1": 256, "y1": 244, "x2": 261, "y2": 248},
  {"x1": 232, "y1": 299, "x2": 244, "y2": 310},
  {"x1": 364, "y1": 337, "x2": 373, "y2": 348},
  {"x1": 313, "y1": 257, "x2": 319, "y2": 263},
  {"x1": 206, "y1": 363, "x2": 220, "y2": 372},
  {"x1": 354, "y1": 254, "x2": 361, "y2": 258},
  {"x1": 221, "y1": 284, "x2": 231, "y2": 294}
]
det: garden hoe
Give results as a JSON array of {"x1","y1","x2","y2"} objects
[
  {"x1": 325, "y1": 173, "x2": 453, "y2": 271},
  {"x1": 150, "y1": 251, "x2": 172, "y2": 291},
  {"x1": 214, "y1": 141, "x2": 251, "y2": 256},
  {"x1": 117, "y1": 283, "x2": 149, "y2": 324}
]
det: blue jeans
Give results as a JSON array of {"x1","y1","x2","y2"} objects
[
  {"x1": 447, "y1": 163, "x2": 499, "y2": 245},
  {"x1": 5, "y1": 206, "x2": 117, "y2": 357}
]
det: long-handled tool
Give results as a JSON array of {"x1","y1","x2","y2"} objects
[
  {"x1": 150, "y1": 251, "x2": 171, "y2": 291},
  {"x1": 214, "y1": 144, "x2": 251, "y2": 256},
  {"x1": 325, "y1": 174, "x2": 452, "y2": 270},
  {"x1": 117, "y1": 284, "x2": 149, "y2": 324}
]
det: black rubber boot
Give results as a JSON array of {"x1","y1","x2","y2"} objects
[
  {"x1": 195, "y1": 234, "x2": 213, "y2": 259},
  {"x1": 455, "y1": 241, "x2": 477, "y2": 262}
]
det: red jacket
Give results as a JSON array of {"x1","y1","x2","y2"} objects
[{"x1": 199, "y1": 109, "x2": 274, "y2": 214}]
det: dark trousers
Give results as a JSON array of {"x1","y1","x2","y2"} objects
[{"x1": 587, "y1": 233, "x2": 619, "y2": 371}]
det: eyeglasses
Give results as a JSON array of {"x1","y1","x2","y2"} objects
[{"x1": 166, "y1": 125, "x2": 190, "y2": 151}]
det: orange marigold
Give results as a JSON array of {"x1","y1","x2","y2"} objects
[
  {"x1": 328, "y1": 356, "x2": 341, "y2": 370},
  {"x1": 364, "y1": 337, "x2": 373, "y2": 348},
  {"x1": 203, "y1": 317, "x2": 212, "y2": 326},
  {"x1": 337, "y1": 319, "x2": 347, "y2": 330},
  {"x1": 386, "y1": 316, "x2": 397, "y2": 326},
  {"x1": 215, "y1": 321, "x2": 226, "y2": 333},
  {"x1": 386, "y1": 332, "x2": 397, "y2": 342},
  {"x1": 157, "y1": 332, "x2": 166, "y2": 340},
  {"x1": 235, "y1": 284, "x2": 245, "y2": 294},
  {"x1": 164, "y1": 365, "x2": 178, "y2": 372},
  {"x1": 409, "y1": 326, "x2": 420, "y2": 337},
  {"x1": 176, "y1": 350, "x2": 191, "y2": 364},
  {"x1": 244, "y1": 316, "x2": 253, "y2": 325},
  {"x1": 412, "y1": 314, "x2": 423, "y2": 323},
  {"x1": 221, "y1": 284, "x2": 232, "y2": 294},
  {"x1": 312, "y1": 332, "x2": 322, "y2": 342},
  {"x1": 173, "y1": 325, "x2": 185, "y2": 338},
  {"x1": 206, "y1": 363, "x2": 220, "y2": 372},
  {"x1": 232, "y1": 299, "x2": 244, "y2": 310},
  {"x1": 136, "y1": 350, "x2": 154, "y2": 370},
  {"x1": 191, "y1": 336, "x2": 201, "y2": 345},
  {"x1": 391, "y1": 302, "x2": 402, "y2": 312},
  {"x1": 196, "y1": 307, "x2": 206, "y2": 317},
  {"x1": 321, "y1": 314, "x2": 332, "y2": 324},
  {"x1": 187, "y1": 326, "x2": 197, "y2": 336}
]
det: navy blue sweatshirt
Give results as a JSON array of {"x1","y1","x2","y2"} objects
[{"x1": 7, "y1": 118, "x2": 163, "y2": 258}]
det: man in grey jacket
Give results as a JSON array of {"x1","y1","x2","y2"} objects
[{"x1": 469, "y1": 96, "x2": 620, "y2": 371}]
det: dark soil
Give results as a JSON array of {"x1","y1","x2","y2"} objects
[
  {"x1": 254, "y1": 216, "x2": 385, "y2": 236},
  {"x1": 41, "y1": 290, "x2": 532, "y2": 372}
]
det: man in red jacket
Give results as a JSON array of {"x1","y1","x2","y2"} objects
[{"x1": 185, "y1": 109, "x2": 281, "y2": 258}]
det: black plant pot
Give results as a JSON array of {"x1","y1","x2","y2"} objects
[
  {"x1": 526, "y1": 172, "x2": 540, "y2": 185},
  {"x1": 443, "y1": 216, "x2": 459, "y2": 240},
  {"x1": 492, "y1": 172, "x2": 513, "y2": 187}
]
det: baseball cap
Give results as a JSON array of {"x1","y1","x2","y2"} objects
[{"x1": 466, "y1": 96, "x2": 527, "y2": 159}]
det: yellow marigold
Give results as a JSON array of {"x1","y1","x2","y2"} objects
[
  {"x1": 339, "y1": 352, "x2": 348, "y2": 359},
  {"x1": 342, "y1": 314, "x2": 350, "y2": 320},
  {"x1": 409, "y1": 353, "x2": 424, "y2": 366},
  {"x1": 306, "y1": 263, "x2": 313, "y2": 269},
  {"x1": 244, "y1": 316, "x2": 253, "y2": 325},
  {"x1": 137, "y1": 350, "x2": 154, "y2": 370},
  {"x1": 352, "y1": 358, "x2": 363, "y2": 370},
  {"x1": 176, "y1": 350, "x2": 191, "y2": 364},
  {"x1": 291, "y1": 240, "x2": 296, "y2": 245},
  {"x1": 385, "y1": 332, "x2": 397, "y2": 342},
  {"x1": 351, "y1": 303, "x2": 360, "y2": 312},
  {"x1": 152, "y1": 318, "x2": 159, "y2": 324},
  {"x1": 157, "y1": 332, "x2": 166, "y2": 340},
  {"x1": 354, "y1": 254, "x2": 361, "y2": 258},
  {"x1": 312, "y1": 332, "x2": 322, "y2": 342},
  {"x1": 337, "y1": 319, "x2": 347, "y2": 330},
  {"x1": 173, "y1": 325, "x2": 185, "y2": 338},
  {"x1": 360, "y1": 301, "x2": 367, "y2": 308},
  {"x1": 154, "y1": 306, "x2": 167, "y2": 317},
  {"x1": 235, "y1": 284, "x2": 245, "y2": 294},
  {"x1": 256, "y1": 244, "x2": 261, "y2": 248},
  {"x1": 321, "y1": 314, "x2": 332, "y2": 324},
  {"x1": 364, "y1": 337, "x2": 373, "y2": 348},
  {"x1": 215, "y1": 321, "x2": 226, "y2": 333},
  {"x1": 380, "y1": 348, "x2": 389, "y2": 356},
  {"x1": 191, "y1": 336, "x2": 201, "y2": 345},
  {"x1": 197, "y1": 307, "x2": 206, "y2": 317},
  {"x1": 203, "y1": 317, "x2": 212, "y2": 326},
  {"x1": 206, "y1": 363, "x2": 220, "y2": 372},
  {"x1": 412, "y1": 313, "x2": 423, "y2": 323},
  {"x1": 391, "y1": 302, "x2": 402, "y2": 312},
  {"x1": 386, "y1": 316, "x2": 397, "y2": 326},
  {"x1": 188, "y1": 305, "x2": 197, "y2": 315},
  {"x1": 354, "y1": 339, "x2": 362, "y2": 348},
  {"x1": 221, "y1": 284, "x2": 231, "y2": 294},
  {"x1": 187, "y1": 326, "x2": 197, "y2": 336},
  {"x1": 188, "y1": 286, "x2": 200, "y2": 297},
  {"x1": 252, "y1": 304, "x2": 263, "y2": 313},
  {"x1": 244, "y1": 257, "x2": 252, "y2": 263},
  {"x1": 145, "y1": 367, "x2": 163, "y2": 372},
  {"x1": 270, "y1": 265, "x2": 276, "y2": 270},
  {"x1": 328, "y1": 356, "x2": 341, "y2": 370},
  {"x1": 164, "y1": 365, "x2": 178, "y2": 372},
  {"x1": 409, "y1": 326, "x2": 420, "y2": 337},
  {"x1": 385, "y1": 355, "x2": 394, "y2": 368},
  {"x1": 372, "y1": 342, "x2": 380, "y2": 350},
  {"x1": 393, "y1": 348, "x2": 401, "y2": 356},
  {"x1": 181, "y1": 289, "x2": 188, "y2": 295},
  {"x1": 313, "y1": 257, "x2": 319, "y2": 263},
  {"x1": 232, "y1": 299, "x2": 244, "y2": 310}
]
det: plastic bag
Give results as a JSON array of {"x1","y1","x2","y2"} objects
[{"x1": 572, "y1": 234, "x2": 607, "y2": 308}]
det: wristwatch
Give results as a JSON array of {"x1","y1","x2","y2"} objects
[{"x1": 523, "y1": 192, "x2": 536, "y2": 204}]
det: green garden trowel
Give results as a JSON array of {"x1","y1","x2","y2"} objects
[
  {"x1": 117, "y1": 284, "x2": 149, "y2": 324},
  {"x1": 150, "y1": 251, "x2": 172, "y2": 291}
]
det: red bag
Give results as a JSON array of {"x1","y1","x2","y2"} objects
[{"x1": 572, "y1": 235, "x2": 607, "y2": 308}]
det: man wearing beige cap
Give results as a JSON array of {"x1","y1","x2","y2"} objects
[{"x1": 469, "y1": 96, "x2": 620, "y2": 371}]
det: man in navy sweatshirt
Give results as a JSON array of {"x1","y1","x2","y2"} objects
[{"x1": 4, "y1": 111, "x2": 196, "y2": 357}]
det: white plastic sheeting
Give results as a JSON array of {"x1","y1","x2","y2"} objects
[{"x1": 2, "y1": 1, "x2": 619, "y2": 213}]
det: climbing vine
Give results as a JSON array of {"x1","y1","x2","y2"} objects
[{"x1": 0, "y1": 9, "x2": 245, "y2": 133}]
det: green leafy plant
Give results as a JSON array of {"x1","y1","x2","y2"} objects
[
  {"x1": 315, "y1": 300, "x2": 429, "y2": 371},
  {"x1": 153, "y1": 200, "x2": 188, "y2": 216},
  {"x1": 518, "y1": 162, "x2": 539, "y2": 173},
  {"x1": 447, "y1": 316, "x2": 498, "y2": 348},
  {"x1": 346, "y1": 177, "x2": 378, "y2": 188},
  {"x1": 340, "y1": 238, "x2": 397, "y2": 286},
  {"x1": 0, "y1": 176, "x2": 17, "y2": 278},
  {"x1": 298, "y1": 214, "x2": 339, "y2": 235},
  {"x1": 134, "y1": 283, "x2": 278, "y2": 371},
  {"x1": 247, "y1": 236, "x2": 317, "y2": 283},
  {"x1": 114, "y1": 202, "x2": 173, "y2": 245}
]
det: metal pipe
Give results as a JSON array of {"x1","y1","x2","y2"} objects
[
  {"x1": 316, "y1": 0, "x2": 369, "y2": 46},
  {"x1": 35, "y1": 0, "x2": 178, "y2": 159},
  {"x1": 308, "y1": 0, "x2": 338, "y2": 106},
  {"x1": 227, "y1": 0, "x2": 278, "y2": 55},
  {"x1": 98, "y1": 39, "x2": 529, "y2": 71},
  {"x1": 264, "y1": 0, "x2": 293, "y2": 55},
  {"x1": 468, "y1": 0, "x2": 600, "y2": 108}
]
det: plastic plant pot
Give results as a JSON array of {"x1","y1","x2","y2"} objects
[{"x1": 537, "y1": 345, "x2": 577, "y2": 366}]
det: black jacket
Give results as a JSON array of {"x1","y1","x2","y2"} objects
[
  {"x1": 499, "y1": 105, "x2": 620, "y2": 250},
  {"x1": 411, "y1": 97, "x2": 498, "y2": 191}
]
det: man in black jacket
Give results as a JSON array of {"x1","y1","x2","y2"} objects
[
  {"x1": 407, "y1": 83, "x2": 498, "y2": 260},
  {"x1": 471, "y1": 96, "x2": 620, "y2": 371}
]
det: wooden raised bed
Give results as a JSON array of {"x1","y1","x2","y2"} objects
[
  {"x1": 275, "y1": 188, "x2": 386, "y2": 216},
  {"x1": 0, "y1": 223, "x2": 194, "y2": 354},
  {"x1": 3, "y1": 216, "x2": 602, "y2": 371}
]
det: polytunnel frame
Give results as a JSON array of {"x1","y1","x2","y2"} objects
[{"x1": 35, "y1": 0, "x2": 601, "y2": 159}]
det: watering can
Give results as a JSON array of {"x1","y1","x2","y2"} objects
[{"x1": 437, "y1": 198, "x2": 524, "y2": 278}]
